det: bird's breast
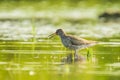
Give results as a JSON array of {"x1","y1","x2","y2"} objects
[{"x1": 61, "y1": 38, "x2": 71, "y2": 48}]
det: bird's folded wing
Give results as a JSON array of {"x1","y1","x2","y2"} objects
[{"x1": 68, "y1": 35, "x2": 96, "y2": 45}]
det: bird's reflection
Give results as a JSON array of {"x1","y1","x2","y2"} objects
[{"x1": 61, "y1": 53, "x2": 86, "y2": 64}]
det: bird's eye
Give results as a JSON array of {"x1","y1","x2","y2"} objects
[{"x1": 56, "y1": 31, "x2": 58, "y2": 34}]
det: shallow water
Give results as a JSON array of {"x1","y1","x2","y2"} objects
[{"x1": 0, "y1": 41, "x2": 120, "y2": 80}]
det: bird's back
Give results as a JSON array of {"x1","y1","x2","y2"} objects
[{"x1": 67, "y1": 35, "x2": 97, "y2": 46}]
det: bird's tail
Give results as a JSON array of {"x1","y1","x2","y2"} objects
[
  {"x1": 88, "y1": 41, "x2": 98, "y2": 46},
  {"x1": 79, "y1": 41, "x2": 98, "y2": 50}
]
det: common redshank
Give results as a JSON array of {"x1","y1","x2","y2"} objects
[{"x1": 48, "y1": 29, "x2": 97, "y2": 55}]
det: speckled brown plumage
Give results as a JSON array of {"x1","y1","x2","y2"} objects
[{"x1": 50, "y1": 29, "x2": 97, "y2": 54}]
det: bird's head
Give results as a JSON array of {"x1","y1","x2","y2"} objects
[
  {"x1": 48, "y1": 29, "x2": 65, "y2": 38},
  {"x1": 56, "y1": 29, "x2": 65, "y2": 35}
]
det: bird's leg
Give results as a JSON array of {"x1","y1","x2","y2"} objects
[
  {"x1": 74, "y1": 49, "x2": 79, "y2": 60},
  {"x1": 75, "y1": 49, "x2": 78, "y2": 54},
  {"x1": 72, "y1": 50, "x2": 75, "y2": 63}
]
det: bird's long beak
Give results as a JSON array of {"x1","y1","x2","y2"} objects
[{"x1": 48, "y1": 33, "x2": 56, "y2": 38}]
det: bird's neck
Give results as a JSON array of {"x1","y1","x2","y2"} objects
[{"x1": 59, "y1": 34, "x2": 66, "y2": 38}]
